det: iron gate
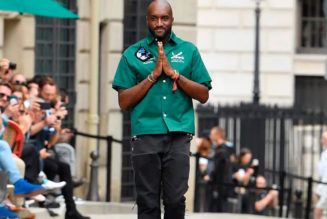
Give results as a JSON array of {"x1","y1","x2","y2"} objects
[{"x1": 196, "y1": 103, "x2": 327, "y2": 216}]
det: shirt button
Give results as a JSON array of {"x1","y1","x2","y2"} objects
[
  {"x1": 163, "y1": 113, "x2": 167, "y2": 117},
  {"x1": 163, "y1": 96, "x2": 166, "y2": 100},
  {"x1": 163, "y1": 80, "x2": 166, "y2": 83}
]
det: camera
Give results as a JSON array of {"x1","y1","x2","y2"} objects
[
  {"x1": 9, "y1": 96, "x2": 18, "y2": 105},
  {"x1": 23, "y1": 100, "x2": 31, "y2": 109},
  {"x1": 271, "y1": 184, "x2": 278, "y2": 190},
  {"x1": 251, "y1": 158, "x2": 259, "y2": 177},
  {"x1": 8, "y1": 62, "x2": 17, "y2": 70},
  {"x1": 44, "y1": 109, "x2": 55, "y2": 133},
  {"x1": 38, "y1": 102, "x2": 52, "y2": 110}
]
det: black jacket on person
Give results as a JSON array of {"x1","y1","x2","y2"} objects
[{"x1": 210, "y1": 144, "x2": 232, "y2": 198}]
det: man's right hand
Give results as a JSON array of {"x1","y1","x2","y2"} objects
[
  {"x1": 269, "y1": 190, "x2": 278, "y2": 198},
  {"x1": 152, "y1": 41, "x2": 164, "y2": 80},
  {"x1": 39, "y1": 148, "x2": 51, "y2": 159},
  {"x1": 0, "y1": 58, "x2": 14, "y2": 81},
  {"x1": 4, "y1": 103, "x2": 19, "y2": 118},
  {"x1": 45, "y1": 114, "x2": 57, "y2": 126}
]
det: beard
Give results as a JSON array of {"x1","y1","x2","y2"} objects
[{"x1": 148, "y1": 26, "x2": 172, "y2": 42}]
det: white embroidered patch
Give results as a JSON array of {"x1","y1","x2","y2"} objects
[{"x1": 171, "y1": 52, "x2": 184, "y2": 63}]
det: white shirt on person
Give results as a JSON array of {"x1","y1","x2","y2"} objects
[{"x1": 318, "y1": 148, "x2": 327, "y2": 178}]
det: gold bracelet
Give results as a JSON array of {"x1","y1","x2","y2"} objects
[
  {"x1": 149, "y1": 72, "x2": 157, "y2": 82},
  {"x1": 147, "y1": 75, "x2": 155, "y2": 83}
]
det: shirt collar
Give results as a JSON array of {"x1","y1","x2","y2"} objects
[{"x1": 146, "y1": 31, "x2": 181, "y2": 45}]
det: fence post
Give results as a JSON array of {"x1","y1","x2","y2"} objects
[
  {"x1": 305, "y1": 177, "x2": 313, "y2": 219},
  {"x1": 286, "y1": 187, "x2": 292, "y2": 218},
  {"x1": 86, "y1": 150, "x2": 100, "y2": 201},
  {"x1": 106, "y1": 136, "x2": 113, "y2": 202},
  {"x1": 279, "y1": 171, "x2": 285, "y2": 217},
  {"x1": 193, "y1": 153, "x2": 200, "y2": 212},
  {"x1": 294, "y1": 190, "x2": 303, "y2": 218}
]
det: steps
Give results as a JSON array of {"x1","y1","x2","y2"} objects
[{"x1": 32, "y1": 201, "x2": 136, "y2": 219}]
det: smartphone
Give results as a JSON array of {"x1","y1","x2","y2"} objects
[
  {"x1": 9, "y1": 96, "x2": 18, "y2": 105},
  {"x1": 23, "y1": 100, "x2": 31, "y2": 109},
  {"x1": 38, "y1": 102, "x2": 52, "y2": 110},
  {"x1": 8, "y1": 62, "x2": 17, "y2": 70}
]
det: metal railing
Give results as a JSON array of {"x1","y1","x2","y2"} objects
[
  {"x1": 72, "y1": 128, "x2": 122, "y2": 202},
  {"x1": 192, "y1": 153, "x2": 327, "y2": 219}
]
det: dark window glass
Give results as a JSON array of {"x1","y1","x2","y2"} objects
[
  {"x1": 299, "y1": 0, "x2": 327, "y2": 53},
  {"x1": 295, "y1": 76, "x2": 327, "y2": 113},
  {"x1": 35, "y1": 0, "x2": 77, "y2": 128}
]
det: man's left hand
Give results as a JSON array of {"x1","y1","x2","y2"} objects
[{"x1": 161, "y1": 52, "x2": 175, "y2": 79}]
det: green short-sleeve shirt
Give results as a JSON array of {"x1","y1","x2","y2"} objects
[{"x1": 112, "y1": 32, "x2": 212, "y2": 136}]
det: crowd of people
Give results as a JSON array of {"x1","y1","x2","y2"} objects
[
  {"x1": 195, "y1": 126, "x2": 278, "y2": 216},
  {"x1": 0, "y1": 58, "x2": 89, "y2": 219}
]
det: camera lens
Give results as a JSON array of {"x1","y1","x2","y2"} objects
[{"x1": 8, "y1": 62, "x2": 16, "y2": 70}]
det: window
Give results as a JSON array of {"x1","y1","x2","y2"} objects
[
  {"x1": 299, "y1": 0, "x2": 327, "y2": 53},
  {"x1": 295, "y1": 76, "x2": 327, "y2": 113},
  {"x1": 35, "y1": 0, "x2": 77, "y2": 128}
]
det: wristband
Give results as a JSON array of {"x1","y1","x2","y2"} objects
[
  {"x1": 172, "y1": 70, "x2": 180, "y2": 92},
  {"x1": 149, "y1": 72, "x2": 157, "y2": 82},
  {"x1": 147, "y1": 75, "x2": 155, "y2": 83},
  {"x1": 147, "y1": 72, "x2": 157, "y2": 83}
]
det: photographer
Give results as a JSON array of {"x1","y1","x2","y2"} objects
[
  {"x1": 0, "y1": 58, "x2": 16, "y2": 82},
  {"x1": 205, "y1": 127, "x2": 234, "y2": 212},
  {"x1": 254, "y1": 175, "x2": 278, "y2": 216},
  {"x1": 233, "y1": 148, "x2": 259, "y2": 213}
]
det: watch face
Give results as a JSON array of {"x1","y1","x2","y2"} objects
[{"x1": 135, "y1": 47, "x2": 153, "y2": 62}]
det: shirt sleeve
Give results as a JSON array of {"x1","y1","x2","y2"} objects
[
  {"x1": 112, "y1": 55, "x2": 137, "y2": 91},
  {"x1": 190, "y1": 47, "x2": 212, "y2": 90}
]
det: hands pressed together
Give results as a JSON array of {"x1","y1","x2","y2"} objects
[{"x1": 151, "y1": 41, "x2": 178, "y2": 81}]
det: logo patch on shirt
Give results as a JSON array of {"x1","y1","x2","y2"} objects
[
  {"x1": 135, "y1": 47, "x2": 154, "y2": 62},
  {"x1": 171, "y1": 52, "x2": 184, "y2": 63}
]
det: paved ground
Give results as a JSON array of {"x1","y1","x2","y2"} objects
[
  {"x1": 32, "y1": 201, "x2": 285, "y2": 219},
  {"x1": 84, "y1": 213, "x2": 283, "y2": 219}
]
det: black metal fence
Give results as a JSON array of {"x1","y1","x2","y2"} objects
[
  {"x1": 195, "y1": 103, "x2": 327, "y2": 218},
  {"x1": 72, "y1": 129, "x2": 122, "y2": 202}
]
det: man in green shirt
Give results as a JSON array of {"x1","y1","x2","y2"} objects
[{"x1": 113, "y1": 1, "x2": 211, "y2": 218}]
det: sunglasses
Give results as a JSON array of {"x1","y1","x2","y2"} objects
[
  {"x1": 13, "y1": 80, "x2": 27, "y2": 87},
  {"x1": 0, "y1": 93, "x2": 10, "y2": 101}
]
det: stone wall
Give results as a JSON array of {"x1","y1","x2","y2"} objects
[{"x1": 197, "y1": 0, "x2": 297, "y2": 106}]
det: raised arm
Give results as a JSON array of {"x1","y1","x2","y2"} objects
[{"x1": 118, "y1": 42, "x2": 164, "y2": 110}]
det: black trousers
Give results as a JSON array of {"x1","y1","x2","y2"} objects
[
  {"x1": 21, "y1": 143, "x2": 41, "y2": 184},
  {"x1": 43, "y1": 157, "x2": 76, "y2": 212},
  {"x1": 131, "y1": 132, "x2": 191, "y2": 219}
]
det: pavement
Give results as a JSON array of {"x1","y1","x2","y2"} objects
[
  {"x1": 31, "y1": 201, "x2": 286, "y2": 219},
  {"x1": 80, "y1": 213, "x2": 283, "y2": 219}
]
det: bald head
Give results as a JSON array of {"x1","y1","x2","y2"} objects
[
  {"x1": 147, "y1": 0, "x2": 173, "y2": 17},
  {"x1": 146, "y1": 0, "x2": 174, "y2": 43}
]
